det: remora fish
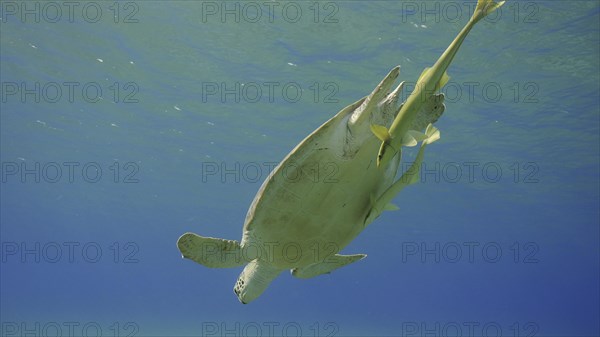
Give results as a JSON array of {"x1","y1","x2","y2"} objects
[
  {"x1": 177, "y1": 0, "x2": 505, "y2": 304},
  {"x1": 373, "y1": 0, "x2": 505, "y2": 167}
]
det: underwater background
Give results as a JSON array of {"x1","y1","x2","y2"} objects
[{"x1": 1, "y1": 1, "x2": 599, "y2": 336}]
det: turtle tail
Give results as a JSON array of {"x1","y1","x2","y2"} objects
[{"x1": 177, "y1": 232, "x2": 246, "y2": 268}]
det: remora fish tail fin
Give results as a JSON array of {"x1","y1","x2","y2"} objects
[{"x1": 472, "y1": 0, "x2": 505, "y2": 23}]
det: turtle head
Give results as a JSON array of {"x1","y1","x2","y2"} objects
[{"x1": 233, "y1": 259, "x2": 282, "y2": 304}]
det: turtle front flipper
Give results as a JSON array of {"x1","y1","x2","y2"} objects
[
  {"x1": 290, "y1": 254, "x2": 367, "y2": 279},
  {"x1": 177, "y1": 232, "x2": 246, "y2": 268},
  {"x1": 234, "y1": 259, "x2": 282, "y2": 304}
]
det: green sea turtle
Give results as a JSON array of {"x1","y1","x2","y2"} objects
[{"x1": 177, "y1": 0, "x2": 505, "y2": 304}]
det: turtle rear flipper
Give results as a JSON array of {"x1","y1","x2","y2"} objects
[
  {"x1": 410, "y1": 93, "x2": 445, "y2": 132},
  {"x1": 291, "y1": 254, "x2": 367, "y2": 279},
  {"x1": 177, "y1": 232, "x2": 246, "y2": 268}
]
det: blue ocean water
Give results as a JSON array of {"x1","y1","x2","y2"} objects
[{"x1": 1, "y1": 1, "x2": 598, "y2": 336}]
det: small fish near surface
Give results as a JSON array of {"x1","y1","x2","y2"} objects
[{"x1": 177, "y1": 0, "x2": 506, "y2": 304}]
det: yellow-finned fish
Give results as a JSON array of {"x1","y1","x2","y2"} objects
[{"x1": 374, "y1": 0, "x2": 505, "y2": 167}]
